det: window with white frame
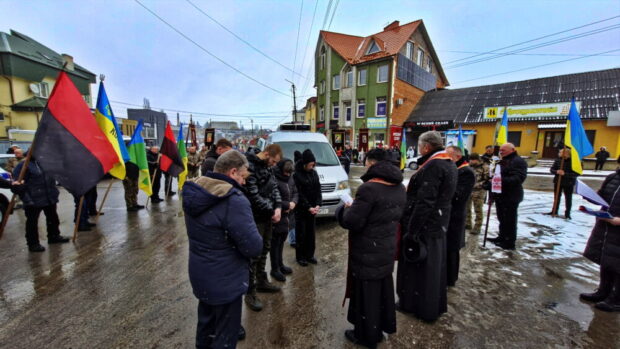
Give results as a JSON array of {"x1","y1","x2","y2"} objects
[
  {"x1": 358, "y1": 69, "x2": 367, "y2": 86},
  {"x1": 367, "y1": 40, "x2": 380, "y2": 55},
  {"x1": 320, "y1": 46, "x2": 326, "y2": 70},
  {"x1": 319, "y1": 106, "x2": 324, "y2": 121},
  {"x1": 35, "y1": 82, "x2": 50, "y2": 98},
  {"x1": 332, "y1": 74, "x2": 340, "y2": 89},
  {"x1": 345, "y1": 70, "x2": 353, "y2": 88},
  {"x1": 406, "y1": 41, "x2": 414, "y2": 60},
  {"x1": 376, "y1": 97, "x2": 387, "y2": 116},
  {"x1": 143, "y1": 123, "x2": 157, "y2": 139},
  {"x1": 357, "y1": 99, "x2": 365, "y2": 118},
  {"x1": 320, "y1": 80, "x2": 325, "y2": 94},
  {"x1": 417, "y1": 47, "x2": 425, "y2": 66},
  {"x1": 377, "y1": 64, "x2": 388, "y2": 83},
  {"x1": 344, "y1": 102, "x2": 352, "y2": 121},
  {"x1": 333, "y1": 102, "x2": 339, "y2": 119}
]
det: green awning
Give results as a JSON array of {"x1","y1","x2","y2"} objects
[{"x1": 11, "y1": 96, "x2": 47, "y2": 111}]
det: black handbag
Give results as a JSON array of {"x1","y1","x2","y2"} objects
[{"x1": 402, "y1": 233, "x2": 427, "y2": 264}]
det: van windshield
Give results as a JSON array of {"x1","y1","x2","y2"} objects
[{"x1": 277, "y1": 142, "x2": 340, "y2": 166}]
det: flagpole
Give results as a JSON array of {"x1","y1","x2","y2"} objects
[
  {"x1": 73, "y1": 196, "x2": 85, "y2": 242},
  {"x1": 95, "y1": 179, "x2": 114, "y2": 222},
  {"x1": 482, "y1": 194, "x2": 493, "y2": 247}
]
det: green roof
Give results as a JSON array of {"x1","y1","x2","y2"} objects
[{"x1": 11, "y1": 96, "x2": 48, "y2": 111}]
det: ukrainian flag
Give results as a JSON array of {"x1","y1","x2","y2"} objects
[
  {"x1": 95, "y1": 82, "x2": 130, "y2": 179},
  {"x1": 564, "y1": 97, "x2": 593, "y2": 174},
  {"x1": 495, "y1": 107, "x2": 508, "y2": 145}
]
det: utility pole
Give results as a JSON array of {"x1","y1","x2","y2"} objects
[
  {"x1": 251, "y1": 119, "x2": 254, "y2": 137},
  {"x1": 285, "y1": 79, "x2": 297, "y2": 123}
]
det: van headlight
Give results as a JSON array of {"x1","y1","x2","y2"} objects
[{"x1": 337, "y1": 180, "x2": 349, "y2": 190}]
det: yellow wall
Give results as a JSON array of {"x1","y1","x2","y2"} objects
[
  {"x1": 120, "y1": 119, "x2": 138, "y2": 137},
  {"x1": 305, "y1": 102, "x2": 317, "y2": 132},
  {"x1": 466, "y1": 119, "x2": 619, "y2": 159}
]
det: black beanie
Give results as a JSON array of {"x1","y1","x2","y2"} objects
[{"x1": 302, "y1": 149, "x2": 316, "y2": 164}]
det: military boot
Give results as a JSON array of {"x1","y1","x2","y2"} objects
[
  {"x1": 244, "y1": 292, "x2": 263, "y2": 312},
  {"x1": 256, "y1": 272, "x2": 281, "y2": 293}
]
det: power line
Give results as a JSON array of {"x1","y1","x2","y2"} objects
[
  {"x1": 110, "y1": 100, "x2": 289, "y2": 119},
  {"x1": 296, "y1": 0, "x2": 320, "y2": 108},
  {"x1": 446, "y1": 24, "x2": 620, "y2": 69},
  {"x1": 440, "y1": 49, "x2": 620, "y2": 57},
  {"x1": 133, "y1": 0, "x2": 290, "y2": 97},
  {"x1": 454, "y1": 48, "x2": 620, "y2": 84},
  {"x1": 185, "y1": 0, "x2": 307, "y2": 81},
  {"x1": 321, "y1": 0, "x2": 334, "y2": 29},
  {"x1": 445, "y1": 14, "x2": 620, "y2": 65},
  {"x1": 292, "y1": 0, "x2": 304, "y2": 84},
  {"x1": 327, "y1": 0, "x2": 340, "y2": 30}
]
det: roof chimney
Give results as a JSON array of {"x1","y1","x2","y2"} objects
[
  {"x1": 61, "y1": 54, "x2": 74, "y2": 71},
  {"x1": 384, "y1": 20, "x2": 400, "y2": 31}
]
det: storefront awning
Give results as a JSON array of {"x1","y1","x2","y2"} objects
[{"x1": 538, "y1": 123, "x2": 566, "y2": 129}]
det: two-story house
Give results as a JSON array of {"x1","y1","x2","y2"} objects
[
  {"x1": 315, "y1": 20, "x2": 449, "y2": 150},
  {"x1": 0, "y1": 30, "x2": 96, "y2": 148}
]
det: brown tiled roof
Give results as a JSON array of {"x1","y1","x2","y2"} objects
[{"x1": 321, "y1": 20, "x2": 421, "y2": 65}]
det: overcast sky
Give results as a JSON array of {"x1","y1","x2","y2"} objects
[{"x1": 2, "y1": 0, "x2": 619, "y2": 128}]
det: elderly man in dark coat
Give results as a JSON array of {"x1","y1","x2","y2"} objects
[
  {"x1": 488, "y1": 143, "x2": 528, "y2": 250},
  {"x1": 396, "y1": 131, "x2": 457, "y2": 322},
  {"x1": 581, "y1": 161, "x2": 620, "y2": 312},
  {"x1": 446, "y1": 146, "x2": 475, "y2": 287},
  {"x1": 337, "y1": 149, "x2": 406, "y2": 348},
  {"x1": 183, "y1": 150, "x2": 263, "y2": 348}
]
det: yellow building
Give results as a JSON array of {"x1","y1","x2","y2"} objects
[
  {"x1": 304, "y1": 97, "x2": 317, "y2": 132},
  {"x1": 406, "y1": 68, "x2": 620, "y2": 169},
  {"x1": 0, "y1": 30, "x2": 96, "y2": 145}
]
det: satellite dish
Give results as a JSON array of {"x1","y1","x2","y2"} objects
[{"x1": 29, "y1": 83, "x2": 40, "y2": 94}]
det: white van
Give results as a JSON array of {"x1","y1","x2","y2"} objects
[{"x1": 264, "y1": 131, "x2": 350, "y2": 217}]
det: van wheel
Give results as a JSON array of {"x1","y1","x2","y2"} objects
[{"x1": 409, "y1": 162, "x2": 418, "y2": 170}]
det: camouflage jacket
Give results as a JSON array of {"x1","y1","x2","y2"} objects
[
  {"x1": 471, "y1": 162, "x2": 490, "y2": 190},
  {"x1": 187, "y1": 152, "x2": 202, "y2": 171}
]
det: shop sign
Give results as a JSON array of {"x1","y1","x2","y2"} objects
[
  {"x1": 483, "y1": 101, "x2": 582, "y2": 120},
  {"x1": 367, "y1": 117, "x2": 387, "y2": 129}
]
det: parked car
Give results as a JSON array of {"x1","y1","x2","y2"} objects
[
  {"x1": 0, "y1": 167, "x2": 12, "y2": 222},
  {"x1": 406, "y1": 156, "x2": 421, "y2": 170}
]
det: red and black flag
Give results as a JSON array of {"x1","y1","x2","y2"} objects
[
  {"x1": 160, "y1": 121, "x2": 184, "y2": 177},
  {"x1": 33, "y1": 71, "x2": 118, "y2": 196}
]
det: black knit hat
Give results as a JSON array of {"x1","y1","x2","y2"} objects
[{"x1": 302, "y1": 149, "x2": 316, "y2": 164}]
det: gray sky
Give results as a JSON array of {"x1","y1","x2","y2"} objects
[{"x1": 2, "y1": 0, "x2": 619, "y2": 128}]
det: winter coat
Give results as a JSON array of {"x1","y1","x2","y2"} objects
[
  {"x1": 147, "y1": 150, "x2": 159, "y2": 174},
  {"x1": 200, "y1": 148, "x2": 219, "y2": 174},
  {"x1": 494, "y1": 151, "x2": 527, "y2": 203},
  {"x1": 337, "y1": 161, "x2": 406, "y2": 280},
  {"x1": 274, "y1": 164, "x2": 298, "y2": 235},
  {"x1": 595, "y1": 150, "x2": 610, "y2": 162},
  {"x1": 447, "y1": 161, "x2": 475, "y2": 251},
  {"x1": 187, "y1": 152, "x2": 202, "y2": 172},
  {"x1": 472, "y1": 162, "x2": 490, "y2": 191},
  {"x1": 182, "y1": 172, "x2": 263, "y2": 305},
  {"x1": 293, "y1": 161, "x2": 322, "y2": 211},
  {"x1": 244, "y1": 153, "x2": 281, "y2": 220},
  {"x1": 12, "y1": 160, "x2": 59, "y2": 208},
  {"x1": 550, "y1": 157, "x2": 579, "y2": 186},
  {"x1": 403, "y1": 149, "x2": 457, "y2": 239},
  {"x1": 584, "y1": 169, "x2": 620, "y2": 274}
]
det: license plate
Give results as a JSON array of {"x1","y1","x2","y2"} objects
[{"x1": 318, "y1": 208, "x2": 328, "y2": 215}]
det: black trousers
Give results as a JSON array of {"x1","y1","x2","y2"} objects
[
  {"x1": 24, "y1": 204, "x2": 61, "y2": 246},
  {"x1": 73, "y1": 194, "x2": 90, "y2": 227},
  {"x1": 164, "y1": 173, "x2": 174, "y2": 195},
  {"x1": 270, "y1": 230, "x2": 287, "y2": 272},
  {"x1": 446, "y1": 249, "x2": 460, "y2": 287},
  {"x1": 595, "y1": 160, "x2": 605, "y2": 171},
  {"x1": 85, "y1": 186, "x2": 98, "y2": 215},
  {"x1": 552, "y1": 184, "x2": 573, "y2": 216},
  {"x1": 295, "y1": 211, "x2": 316, "y2": 262},
  {"x1": 150, "y1": 169, "x2": 162, "y2": 199},
  {"x1": 196, "y1": 297, "x2": 242, "y2": 349},
  {"x1": 495, "y1": 200, "x2": 520, "y2": 245}
]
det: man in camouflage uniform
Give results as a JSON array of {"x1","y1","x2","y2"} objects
[
  {"x1": 186, "y1": 146, "x2": 201, "y2": 179},
  {"x1": 466, "y1": 153, "x2": 490, "y2": 234},
  {"x1": 122, "y1": 175, "x2": 144, "y2": 212}
]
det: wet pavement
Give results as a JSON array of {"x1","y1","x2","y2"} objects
[{"x1": 0, "y1": 170, "x2": 618, "y2": 348}]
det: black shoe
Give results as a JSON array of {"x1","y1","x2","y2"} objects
[
  {"x1": 135, "y1": 204, "x2": 145, "y2": 209},
  {"x1": 297, "y1": 259, "x2": 308, "y2": 267},
  {"x1": 280, "y1": 265, "x2": 293, "y2": 275},
  {"x1": 89, "y1": 211, "x2": 103, "y2": 216},
  {"x1": 151, "y1": 197, "x2": 163, "y2": 203},
  {"x1": 238, "y1": 326, "x2": 246, "y2": 341},
  {"x1": 28, "y1": 244, "x2": 46, "y2": 252},
  {"x1": 290, "y1": 243, "x2": 296, "y2": 249},
  {"x1": 565, "y1": 214, "x2": 572, "y2": 220},
  {"x1": 48, "y1": 235, "x2": 70, "y2": 244},
  {"x1": 594, "y1": 299, "x2": 620, "y2": 312},
  {"x1": 580, "y1": 290, "x2": 610, "y2": 303},
  {"x1": 495, "y1": 241, "x2": 515, "y2": 250},
  {"x1": 244, "y1": 293, "x2": 263, "y2": 312},
  {"x1": 127, "y1": 206, "x2": 139, "y2": 212},
  {"x1": 344, "y1": 330, "x2": 377, "y2": 349},
  {"x1": 256, "y1": 279, "x2": 281, "y2": 293},
  {"x1": 307, "y1": 257, "x2": 318, "y2": 265},
  {"x1": 77, "y1": 226, "x2": 92, "y2": 232},
  {"x1": 270, "y1": 270, "x2": 286, "y2": 282},
  {"x1": 167, "y1": 191, "x2": 176, "y2": 197},
  {"x1": 487, "y1": 237, "x2": 503, "y2": 243},
  {"x1": 87, "y1": 222, "x2": 96, "y2": 227}
]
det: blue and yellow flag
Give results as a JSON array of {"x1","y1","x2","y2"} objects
[
  {"x1": 177, "y1": 123, "x2": 188, "y2": 190},
  {"x1": 564, "y1": 97, "x2": 593, "y2": 174},
  {"x1": 95, "y1": 82, "x2": 130, "y2": 179},
  {"x1": 400, "y1": 127, "x2": 407, "y2": 170},
  {"x1": 127, "y1": 120, "x2": 152, "y2": 196},
  {"x1": 495, "y1": 107, "x2": 508, "y2": 145}
]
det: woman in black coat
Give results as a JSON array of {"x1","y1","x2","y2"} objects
[
  {"x1": 294, "y1": 149, "x2": 322, "y2": 266},
  {"x1": 270, "y1": 159, "x2": 298, "y2": 281},
  {"x1": 581, "y1": 163, "x2": 620, "y2": 312},
  {"x1": 337, "y1": 151, "x2": 406, "y2": 349}
]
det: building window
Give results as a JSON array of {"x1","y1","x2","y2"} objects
[
  {"x1": 357, "y1": 99, "x2": 365, "y2": 118},
  {"x1": 358, "y1": 69, "x2": 367, "y2": 86},
  {"x1": 345, "y1": 70, "x2": 353, "y2": 88},
  {"x1": 320, "y1": 80, "x2": 325, "y2": 94},
  {"x1": 0, "y1": 113, "x2": 4, "y2": 121},
  {"x1": 332, "y1": 74, "x2": 340, "y2": 90},
  {"x1": 333, "y1": 103, "x2": 339, "y2": 119},
  {"x1": 406, "y1": 41, "x2": 414, "y2": 60},
  {"x1": 35, "y1": 82, "x2": 50, "y2": 98},
  {"x1": 376, "y1": 97, "x2": 387, "y2": 116},
  {"x1": 320, "y1": 46, "x2": 326, "y2": 70},
  {"x1": 585, "y1": 130, "x2": 596, "y2": 145},
  {"x1": 426, "y1": 57, "x2": 433, "y2": 73},
  {"x1": 367, "y1": 40, "x2": 380, "y2": 54},
  {"x1": 507, "y1": 131, "x2": 522, "y2": 147},
  {"x1": 319, "y1": 106, "x2": 324, "y2": 121},
  {"x1": 345, "y1": 102, "x2": 352, "y2": 121},
  {"x1": 143, "y1": 123, "x2": 157, "y2": 139},
  {"x1": 417, "y1": 47, "x2": 425, "y2": 66},
  {"x1": 377, "y1": 64, "x2": 388, "y2": 83}
]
